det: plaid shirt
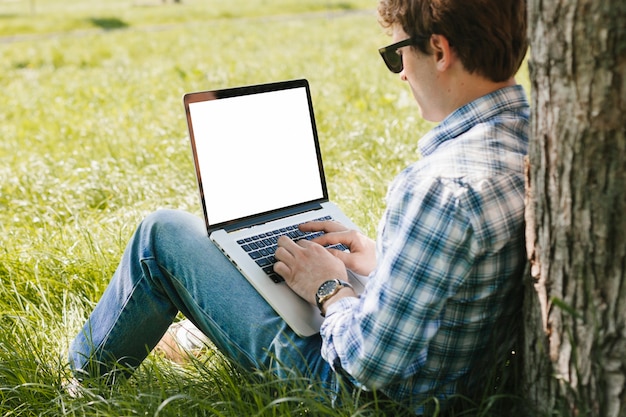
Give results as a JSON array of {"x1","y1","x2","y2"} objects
[{"x1": 320, "y1": 85, "x2": 529, "y2": 413}]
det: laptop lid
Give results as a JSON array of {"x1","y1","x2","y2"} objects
[{"x1": 184, "y1": 79, "x2": 329, "y2": 234}]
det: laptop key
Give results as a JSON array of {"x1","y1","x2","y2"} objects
[
  {"x1": 268, "y1": 273, "x2": 284, "y2": 283},
  {"x1": 261, "y1": 267, "x2": 284, "y2": 283},
  {"x1": 256, "y1": 258, "x2": 271, "y2": 267}
]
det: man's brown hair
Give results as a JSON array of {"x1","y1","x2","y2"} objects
[{"x1": 378, "y1": 0, "x2": 528, "y2": 82}]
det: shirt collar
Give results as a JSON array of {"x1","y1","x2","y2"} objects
[{"x1": 418, "y1": 85, "x2": 529, "y2": 157}]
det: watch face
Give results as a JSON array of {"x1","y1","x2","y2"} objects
[{"x1": 318, "y1": 280, "x2": 338, "y2": 297}]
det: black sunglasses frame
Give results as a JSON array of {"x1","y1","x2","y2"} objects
[{"x1": 378, "y1": 38, "x2": 414, "y2": 73}]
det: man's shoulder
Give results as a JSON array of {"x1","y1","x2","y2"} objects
[
  {"x1": 419, "y1": 85, "x2": 529, "y2": 158},
  {"x1": 387, "y1": 162, "x2": 526, "y2": 248}
]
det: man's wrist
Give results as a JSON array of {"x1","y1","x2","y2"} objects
[
  {"x1": 315, "y1": 279, "x2": 353, "y2": 317},
  {"x1": 321, "y1": 286, "x2": 357, "y2": 316}
]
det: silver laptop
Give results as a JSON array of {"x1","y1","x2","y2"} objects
[{"x1": 183, "y1": 79, "x2": 367, "y2": 336}]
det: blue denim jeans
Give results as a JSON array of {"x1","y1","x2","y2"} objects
[{"x1": 69, "y1": 209, "x2": 334, "y2": 387}]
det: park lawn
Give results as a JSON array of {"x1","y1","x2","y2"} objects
[{"x1": 0, "y1": 1, "x2": 529, "y2": 415}]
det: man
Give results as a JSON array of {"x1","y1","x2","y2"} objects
[{"x1": 69, "y1": 0, "x2": 529, "y2": 413}]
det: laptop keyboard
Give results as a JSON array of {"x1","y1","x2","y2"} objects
[{"x1": 237, "y1": 215, "x2": 348, "y2": 283}]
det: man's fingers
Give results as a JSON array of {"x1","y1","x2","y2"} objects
[
  {"x1": 326, "y1": 247, "x2": 350, "y2": 262},
  {"x1": 276, "y1": 235, "x2": 297, "y2": 250},
  {"x1": 275, "y1": 236, "x2": 298, "y2": 261},
  {"x1": 274, "y1": 238, "x2": 296, "y2": 279},
  {"x1": 272, "y1": 260, "x2": 290, "y2": 278}
]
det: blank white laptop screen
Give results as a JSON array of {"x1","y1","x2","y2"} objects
[{"x1": 188, "y1": 86, "x2": 325, "y2": 226}]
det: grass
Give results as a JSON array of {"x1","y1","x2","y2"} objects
[
  {"x1": 0, "y1": 1, "x2": 530, "y2": 415},
  {"x1": 0, "y1": 0, "x2": 371, "y2": 36}
]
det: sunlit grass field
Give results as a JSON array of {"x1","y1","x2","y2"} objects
[{"x1": 0, "y1": 1, "x2": 530, "y2": 415}]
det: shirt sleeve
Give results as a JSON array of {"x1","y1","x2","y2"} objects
[{"x1": 320, "y1": 174, "x2": 478, "y2": 389}]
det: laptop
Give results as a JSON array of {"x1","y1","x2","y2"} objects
[{"x1": 183, "y1": 79, "x2": 368, "y2": 337}]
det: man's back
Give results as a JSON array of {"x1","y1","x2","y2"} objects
[{"x1": 321, "y1": 85, "x2": 529, "y2": 413}]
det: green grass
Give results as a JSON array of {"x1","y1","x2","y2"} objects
[
  {"x1": 0, "y1": 1, "x2": 529, "y2": 415},
  {"x1": 0, "y1": 0, "x2": 372, "y2": 36}
]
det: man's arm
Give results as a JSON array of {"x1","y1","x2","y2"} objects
[{"x1": 320, "y1": 178, "x2": 476, "y2": 389}]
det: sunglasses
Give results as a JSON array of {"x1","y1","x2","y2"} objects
[{"x1": 378, "y1": 38, "x2": 414, "y2": 73}]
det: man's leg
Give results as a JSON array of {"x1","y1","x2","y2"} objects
[{"x1": 69, "y1": 209, "x2": 332, "y2": 384}]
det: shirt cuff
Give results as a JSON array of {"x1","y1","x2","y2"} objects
[{"x1": 322, "y1": 293, "x2": 359, "y2": 318}]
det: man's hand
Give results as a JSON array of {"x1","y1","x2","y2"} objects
[
  {"x1": 300, "y1": 220, "x2": 377, "y2": 277},
  {"x1": 273, "y1": 220, "x2": 375, "y2": 306},
  {"x1": 274, "y1": 236, "x2": 348, "y2": 305}
]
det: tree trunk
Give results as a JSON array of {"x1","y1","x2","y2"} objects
[{"x1": 524, "y1": 0, "x2": 626, "y2": 416}]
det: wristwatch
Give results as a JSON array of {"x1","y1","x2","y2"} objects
[{"x1": 315, "y1": 279, "x2": 352, "y2": 317}]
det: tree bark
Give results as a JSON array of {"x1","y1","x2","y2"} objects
[{"x1": 524, "y1": 0, "x2": 626, "y2": 416}]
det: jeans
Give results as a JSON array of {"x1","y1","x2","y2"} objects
[{"x1": 69, "y1": 209, "x2": 334, "y2": 387}]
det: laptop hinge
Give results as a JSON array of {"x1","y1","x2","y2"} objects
[{"x1": 222, "y1": 202, "x2": 325, "y2": 233}]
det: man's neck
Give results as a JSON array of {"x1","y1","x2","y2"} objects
[{"x1": 446, "y1": 74, "x2": 517, "y2": 116}]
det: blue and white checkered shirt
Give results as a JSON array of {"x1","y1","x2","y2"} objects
[{"x1": 321, "y1": 85, "x2": 529, "y2": 413}]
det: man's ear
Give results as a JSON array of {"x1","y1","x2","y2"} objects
[{"x1": 430, "y1": 34, "x2": 454, "y2": 71}]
